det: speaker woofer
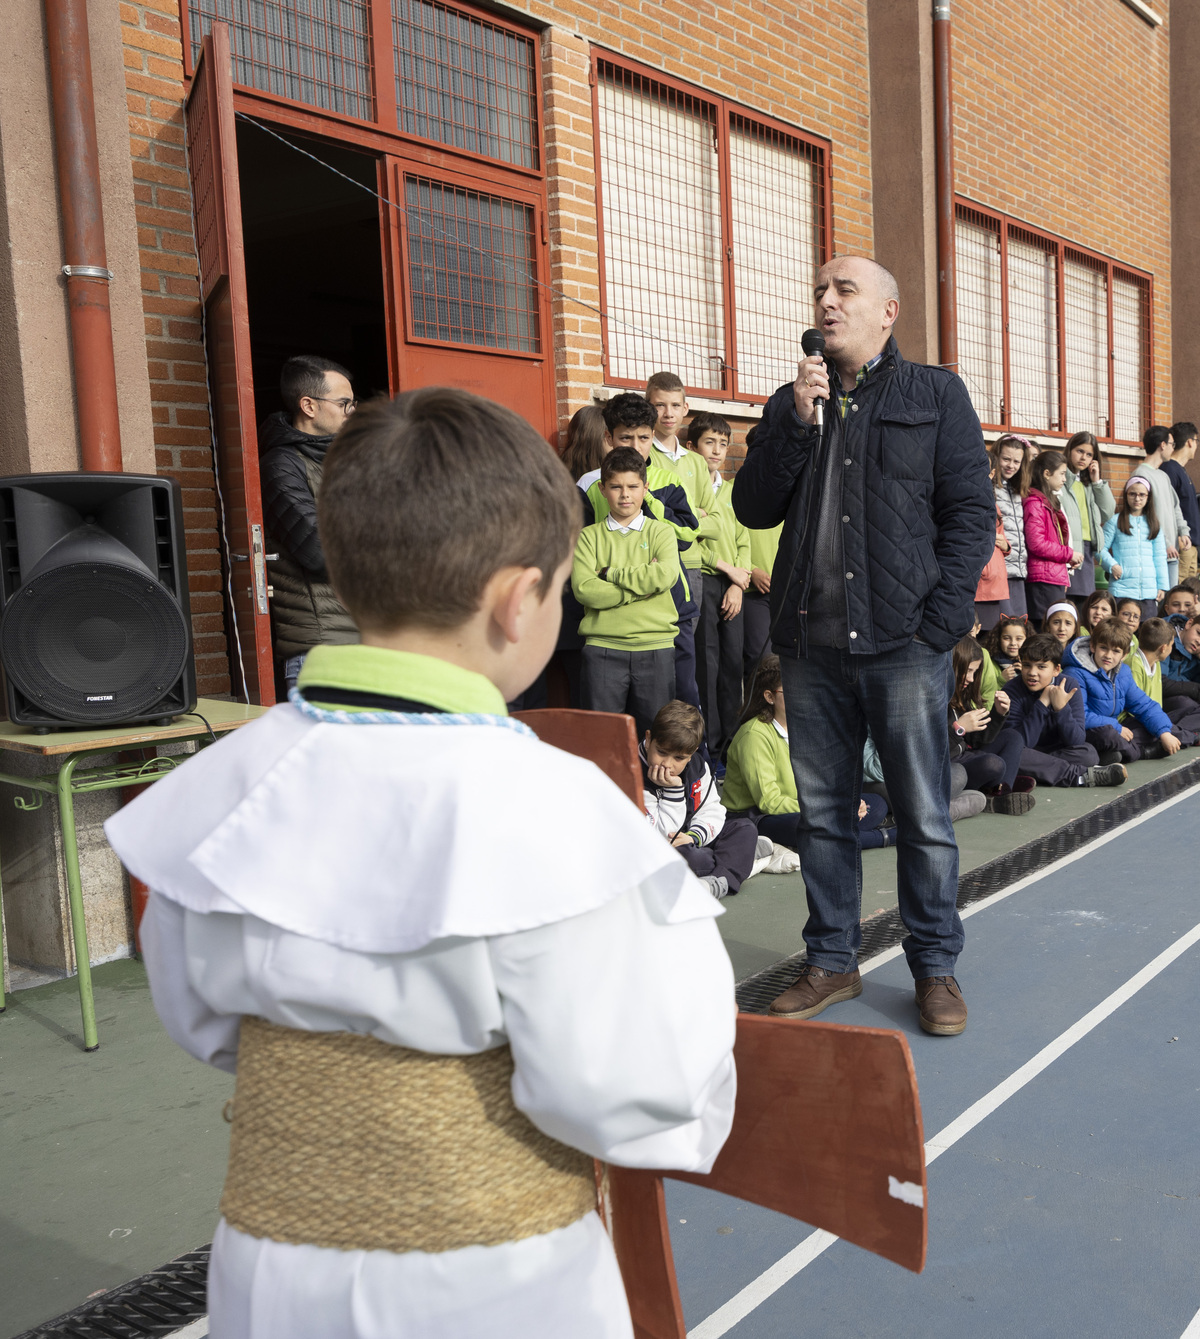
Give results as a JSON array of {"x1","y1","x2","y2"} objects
[{"x1": 1, "y1": 562, "x2": 190, "y2": 724}]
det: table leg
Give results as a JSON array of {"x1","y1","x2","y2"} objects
[{"x1": 57, "y1": 757, "x2": 98, "y2": 1051}]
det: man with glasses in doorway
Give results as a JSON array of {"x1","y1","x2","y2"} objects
[{"x1": 259, "y1": 355, "x2": 361, "y2": 693}]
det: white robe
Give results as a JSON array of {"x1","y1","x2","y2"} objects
[{"x1": 107, "y1": 705, "x2": 737, "y2": 1339}]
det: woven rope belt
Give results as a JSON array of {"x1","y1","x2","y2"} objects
[{"x1": 220, "y1": 1017, "x2": 596, "y2": 1254}]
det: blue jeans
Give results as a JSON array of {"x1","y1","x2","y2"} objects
[{"x1": 780, "y1": 640, "x2": 963, "y2": 979}]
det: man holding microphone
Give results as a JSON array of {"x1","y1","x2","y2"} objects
[{"x1": 733, "y1": 255, "x2": 994, "y2": 1035}]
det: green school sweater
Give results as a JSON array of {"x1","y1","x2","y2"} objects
[
  {"x1": 699, "y1": 478, "x2": 751, "y2": 577},
  {"x1": 748, "y1": 523, "x2": 783, "y2": 577},
  {"x1": 722, "y1": 716, "x2": 799, "y2": 815},
  {"x1": 585, "y1": 465, "x2": 700, "y2": 550},
  {"x1": 979, "y1": 647, "x2": 1002, "y2": 712},
  {"x1": 571, "y1": 518, "x2": 681, "y2": 651},
  {"x1": 1124, "y1": 646, "x2": 1163, "y2": 714},
  {"x1": 650, "y1": 441, "x2": 715, "y2": 569}
]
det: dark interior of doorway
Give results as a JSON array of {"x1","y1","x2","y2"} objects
[{"x1": 235, "y1": 121, "x2": 390, "y2": 424}]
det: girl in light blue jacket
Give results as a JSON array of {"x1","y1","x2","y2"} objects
[{"x1": 1099, "y1": 475, "x2": 1168, "y2": 621}]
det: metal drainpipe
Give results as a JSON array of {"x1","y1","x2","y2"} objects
[
  {"x1": 44, "y1": 0, "x2": 124, "y2": 472},
  {"x1": 933, "y1": 0, "x2": 957, "y2": 373}
]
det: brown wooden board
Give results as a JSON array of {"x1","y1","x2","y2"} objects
[{"x1": 512, "y1": 708, "x2": 643, "y2": 807}]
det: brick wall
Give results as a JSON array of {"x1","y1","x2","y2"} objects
[
  {"x1": 953, "y1": 0, "x2": 1173, "y2": 435},
  {"x1": 119, "y1": 0, "x2": 230, "y2": 696},
  {"x1": 518, "y1": 0, "x2": 874, "y2": 433}
]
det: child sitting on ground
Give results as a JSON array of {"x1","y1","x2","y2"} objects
[
  {"x1": 1116, "y1": 595, "x2": 1143, "y2": 638},
  {"x1": 1063, "y1": 616, "x2": 1181, "y2": 764},
  {"x1": 687, "y1": 412, "x2": 751, "y2": 761},
  {"x1": 572, "y1": 446, "x2": 682, "y2": 736},
  {"x1": 1126, "y1": 617, "x2": 1200, "y2": 746},
  {"x1": 1164, "y1": 612, "x2": 1200, "y2": 704},
  {"x1": 723, "y1": 655, "x2": 892, "y2": 850},
  {"x1": 1044, "y1": 600, "x2": 1079, "y2": 647},
  {"x1": 998, "y1": 632, "x2": 1121, "y2": 787},
  {"x1": 641, "y1": 700, "x2": 759, "y2": 900},
  {"x1": 984, "y1": 614, "x2": 1028, "y2": 682},
  {"x1": 1160, "y1": 584, "x2": 1197, "y2": 619},
  {"x1": 104, "y1": 387, "x2": 736, "y2": 1339},
  {"x1": 1079, "y1": 590, "x2": 1116, "y2": 635},
  {"x1": 949, "y1": 635, "x2": 1034, "y2": 813}
]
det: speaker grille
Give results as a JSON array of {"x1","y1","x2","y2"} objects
[{"x1": 1, "y1": 563, "x2": 190, "y2": 724}]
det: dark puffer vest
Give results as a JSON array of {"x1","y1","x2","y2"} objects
[{"x1": 258, "y1": 412, "x2": 359, "y2": 659}]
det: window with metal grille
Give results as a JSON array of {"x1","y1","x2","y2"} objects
[
  {"x1": 187, "y1": 0, "x2": 373, "y2": 121},
  {"x1": 593, "y1": 56, "x2": 829, "y2": 399},
  {"x1": 404, "y1": 176, "x2": 540, "y2": 352},
  {"x1": 393, "y1": 0, "x2": 538, "y2": 169},
  {"x1": 955, "y1": 212, "x2": 1003, "y2": 424},
  {"x1": 728, "y1": 117, "x2": 823, "y2": 400},
  {"x1": 954, "y1": 200, "x2": 1152, "y2": 443}
]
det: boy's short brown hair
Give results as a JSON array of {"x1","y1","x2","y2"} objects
[
  {"x1": 1019, "y1": 632, "x2": 1063, "y2": 665},
  {"x1": 1136, "y1": 618, "x2": 1174, "y2": 653},
  {"x1": 600, "y1": 446, "x2": 647, "y2": 484},
  {"x1": 646, "y1": 371, "x2": 684, "y2": 397},
  {"x1": 1091, "y1": 617, "x2": 1133, "y2": 653},
  {"x1": 686, "y1": 412, "x2": 732, "y2": 445},
  {"x1": 319, "y1": 387, "x2": 580, "y2": 632},
  {"x1": 649, "y1": 700, "x2": 704, "y2": 756}
]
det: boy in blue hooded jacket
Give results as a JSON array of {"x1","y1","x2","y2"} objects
[{"x1": 1063, "y1": 617, "x2": 1181, "y2": 763}]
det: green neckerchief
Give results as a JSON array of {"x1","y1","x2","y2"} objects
[{"x1": 297, "y1": 644, "x2": 507, "y2": 716}]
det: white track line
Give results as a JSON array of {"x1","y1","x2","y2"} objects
[
  {"x1": 1181, "y1": 1303, "x2": 1200, "y2": 1338},
  {"x1": 858, "y1": 778, "x2": 1200, "y2": 979},
  {"x1": 689, "y1": 843, "x2": 1200, "y2": 1338}
]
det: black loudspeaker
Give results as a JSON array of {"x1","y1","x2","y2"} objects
[{"x1": 0, "y1": 473, "x2": 196, "y2": 729}]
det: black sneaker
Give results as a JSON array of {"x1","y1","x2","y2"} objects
[
  {"x1": 1096, "y1": 748, "x2": 1123, "y2": 765},
  {"x1": 1139, "y1": 742, "x2": 1166, "y2": 761},
  {"x1": 1086, "y1": 763, "x2": 1128, "y2": 787},
  {"x1": 984, "y1": 789, "x2": 1036, "y2": 815}
]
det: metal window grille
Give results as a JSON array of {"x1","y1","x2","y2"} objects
[
  {"x1": 1112, "y1": 271, "x2": 1149, "y2": 442},
  {"x1": 188, "y1": 0, "x2": 373, "y2": 120},
  {"x1": 1063, "y1": 253, "x2": 1109, "y2": 437},
  {"x1": 954, "y1": 211, "x2": 1003, "y2": 423},
  {"x1": 1006, "y1": 230, "x2": 1059, "y2": 431},
  {"x1": 393, "y1": 0, "x2": 538, "y2": 169},
  {"x1": 595, "y1": 62, "x2": 725, "y2": 390},
  {"x1": 728, "y1": 116, "x2": 823, "y2": 400},
  {"x1": 404, "y1": 175, "x2": 540, "y2": 352}
]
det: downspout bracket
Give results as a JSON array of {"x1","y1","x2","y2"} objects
[{"x1": 62, "y1": 265, "x2": 114, "y2": 280}]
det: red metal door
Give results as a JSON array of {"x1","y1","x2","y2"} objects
[
  {"x1": 186, "y1": 24, "x2": 275, "y2": 705},
  {"x1": 389, "y1": 159, "x2": 557, "y2": 439}
]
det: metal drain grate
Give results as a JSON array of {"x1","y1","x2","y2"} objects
[
  {"x1": 13, "y1": 1248, "x2": 209, "y2": 1339},
  {"x1": 735, "y1": 757, "x2": 1200, "y2": 1013}
]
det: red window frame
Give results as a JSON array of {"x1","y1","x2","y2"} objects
[
  {"x1": 954, "y1": 197, "x2": 1154, "y2": 446},
  {"x1": 590, "y1": 50, "x2": 833, "y2": 404},
  {"x1": 178, "y1": 0, "x2": 552, "y2": 375}
]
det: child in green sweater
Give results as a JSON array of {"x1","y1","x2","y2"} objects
[
  {"x1": 1126, "y1": 616, "x2": 1200, "y2": 745},
  {"x1": 572, "y1": 447, "x2": 681, "y2": 735},
  {"x1": 688, "y1": 412, "x2": 750, "y2": 759},
  {"x1": 724, "y1": 656, "x2": 890, "y2": 852}
]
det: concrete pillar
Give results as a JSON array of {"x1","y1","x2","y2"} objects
[
  {"x1": 866, "y1": 0, "x2": 939, "y2": 368},
  {"x1": 0, "y1": 0, "x2": 158, "y2": 987}
]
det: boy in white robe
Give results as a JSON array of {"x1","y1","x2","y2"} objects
[{"x1": 105, "y1": 387, "x2": 737, "y2": 1339}]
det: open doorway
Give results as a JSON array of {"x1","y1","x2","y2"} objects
[{"x1": 235, "y1": 121, "x2": 390, "y2": 416}]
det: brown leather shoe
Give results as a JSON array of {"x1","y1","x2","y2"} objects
[
  {"x1": 915, "y1": 976, "x2": 967, "y2": 1035},
  {"x1": 768, "y1": 964, "x2": 862, "y2": 1019}
]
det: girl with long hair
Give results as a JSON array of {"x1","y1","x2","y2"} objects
[
  {"x1": 983, "y1": 614, "x2": 1028, "y2": 682},
  {"x1": 1099, "y1": 474, "x2": 1169, "y2": 622},
  {"x1": 1079, "y1": 590, "x2": 1116, "y2": 635},
  {"x1": 1062, "y1": 431, "x2": 1116, "y2": 611},
  {"x1": 1023, "y1": 449, "x2": 1082, "y2": 626},
  {"x1": 990, "y1": 435, "x2": 1031, "y2": 616},
  {"x1": 948, "y1": 635, "x2": 1034, "y2": 814},
  {"x1": 561, "y1": 404, "x2": 609, "y2": 482}
]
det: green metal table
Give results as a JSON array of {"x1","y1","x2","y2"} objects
[{"x1": 0, "y1": 699, "x2": 264, "y2": 1050}]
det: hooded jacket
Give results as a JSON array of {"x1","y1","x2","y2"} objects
[
  {"x1": 731, "y1": 337, "x2": 994, "y2": 656},
  {"x1": 1062, "y1": 634, "x2": 1171, "y2": 737},
  {"x1": 994, "y1": 479, "x2": 1028, "y2": 580},
  {"x1": 1022, "y1": 489, "x2": 1073, "y2": 586},
  {"x1": 258, "y1": 412, "x2": 359, "y2": 660}
]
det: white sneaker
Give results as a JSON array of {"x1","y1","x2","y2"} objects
[
  {"x1": 766, "y1": 844, "x2": 802, "y2": 874},
  {"x1": 755, "y1": 835, "x2": 775, "y2": 860},
  {"x1": 701, "y1": 875, "x2": 729, "y2": 900}
]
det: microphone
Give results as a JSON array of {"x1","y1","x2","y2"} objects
[{"x1": 801, "y1": 328, "x2": 826, "y2": 432}]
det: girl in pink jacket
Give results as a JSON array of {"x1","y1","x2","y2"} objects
[{"x1": 1023, "y1": 450, "x2": 1082, "y2": 628}]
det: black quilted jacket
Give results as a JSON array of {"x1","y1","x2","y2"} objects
[{"x1": 732, "y1": 338, "x2": 994, "y2": 657}]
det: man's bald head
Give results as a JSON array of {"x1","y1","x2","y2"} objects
[
  {"x1": 816, "y1": 255, "x2": 900, "y2": 304},
  {"x1": 813, "y1": 254, "x2": 900, "y2": 377}
]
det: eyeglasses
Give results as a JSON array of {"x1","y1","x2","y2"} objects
[{"x1": 308, "y1": 396, "x2": 357, "y2": 414}]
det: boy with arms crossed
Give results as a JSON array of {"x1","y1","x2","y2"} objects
[
  {"x1": 105, "y1": 390, "x2": 736, "y2": 1339},
  {"x1": 573, "y1": 446, "x2": 682, "y2": 735}
]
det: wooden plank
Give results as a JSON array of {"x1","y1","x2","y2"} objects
[{"x1": 0, "y1": 698, "x2": 264, "y2": 755}]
